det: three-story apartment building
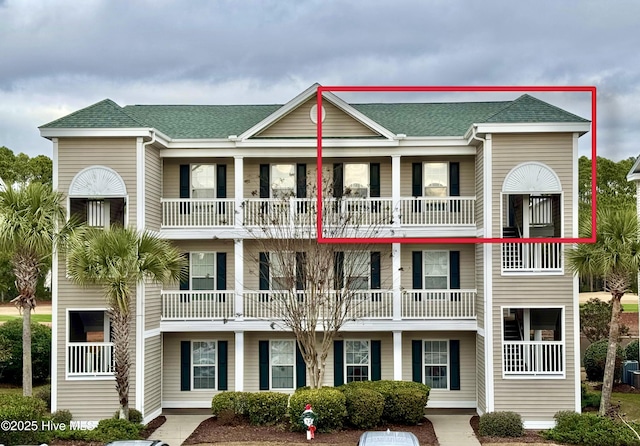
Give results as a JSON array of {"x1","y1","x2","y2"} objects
[{"x1": 40, "y1": 84, "x2": 590, "y2": 428}]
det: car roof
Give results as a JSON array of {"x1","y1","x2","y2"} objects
[
  {"x1": 104, "y1": 441, "x2": 168, "y2": 446},
  {"x1": 358, "y1": 430, "x2": 420, "y2": 446}
]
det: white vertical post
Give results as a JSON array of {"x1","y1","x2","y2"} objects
[
  {"x1": 234, "y1": 156, "x2": 244, "y2": 227},
  {"x1": 393, "y1": 331, "x2": 403, "y2": 380},
  {"x1": 235, "y1": 239, "x2": 244, "y2": 320},
  {"x1": 392, "y1": 155, "x2": 401, "y2": 227},
  {"x1": 235, "y1": 331, "x2": 244, "y2": 391},
  {"x1": 392, "y1": 243, "x2": 402, "y2": 320}
]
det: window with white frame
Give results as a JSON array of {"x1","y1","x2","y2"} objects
[
  {"x1": 344, "y1": 163, "x2": 369, "y2": 198},
  {"x1": 68, "y1": 310, "x2": 109, "y2": 343},
  {"x1": 191, "y1": 164, "x2": 216, "y2": 198},
  {"x1": 346, "y1": 340, "x2": 370, "y2": 382},
  {"x1": 424, "y1": 340, "x2": 448, "y2": 389},
  {"x1": 424, "y1": 162, "x2": 448, "y2": 197},
  {"x1": 271, "y1": 164, "x2": 296, "y2": 198},
  {"x1": 192, "y1": 341, "x2": 216, "y2": 389},
  {"x1": 67, "y1": 310, "x2": 112, "y2": 376},
  {"x1": 423, "y1": 251, "x2": 448, "y2": 289},
  {"x1": 271, "y1": 340, "x2": 295, "y2": 389},
  {"x1": 344, "y1": 251, "x2": 370, "y2": 290},
  {"x1": 270, "y1": 251, "x2": 294, "y2": 290},
  {"x1": 70, "y1": 198, "x2": 125, "y2": 229},
  {"x1": 191, "y1": 252, "x2": 215, "y2": 290}
]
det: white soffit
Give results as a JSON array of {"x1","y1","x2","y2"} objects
[
  {"x1": 69, "y1": 166, "x2": 127, "y2": 197},
  {"x1": 502, "y1": 162, "x2": 561, "y2": 193}
]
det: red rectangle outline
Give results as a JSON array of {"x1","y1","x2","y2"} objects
[{"x1": 316, "y1": 85, "x2": 596, "y2": 244}]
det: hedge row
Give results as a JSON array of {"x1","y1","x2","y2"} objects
[{"x1": 544, "y1": 411, "x2": 640, "y2": 446}]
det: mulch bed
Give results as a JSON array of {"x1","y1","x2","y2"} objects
[
  {"x1": 469, "y1": 416, "x2": 553, "y2": 444},
  {"x1": 184, "y1": 417, "x2": 438, "y2": 445}
]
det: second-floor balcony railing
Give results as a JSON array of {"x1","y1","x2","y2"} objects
[
  {"x1": 503, "y1": 340, "x2": 564, "y2": 375},
  {"x1": 160, "y1": 289, "x2": 477, "y2": 321},
  {"x1": 502, "y1": 243, "x2": 563, "y2": 273},
  {"x1": 162, "y1": 196, "x2": 475, "y2": 228},
  {"x1": 67, "y1": 342, "x2": 114, "y2": 376}
]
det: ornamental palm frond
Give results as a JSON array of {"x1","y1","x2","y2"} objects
[
  {"x1": 567, "y1": 206, "x2": 640, "y2": 415},
  {"x1": 0, "y1": 182, "x2": 71, "y2": 396},
  {"x1": 66, "y1": 225, "x2": 184, "y2": 419}
]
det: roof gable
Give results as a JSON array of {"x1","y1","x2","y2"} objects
[
  {"x1": 40, "y1": 99, "x2": 144, "y2": 129},
  {"x1": 482, "y1": 94, "x2": 589, "y2": 124}
]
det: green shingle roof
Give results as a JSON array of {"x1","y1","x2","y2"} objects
[{"x1": 40, "y1": 94, "x2": 588, "y2": 138}]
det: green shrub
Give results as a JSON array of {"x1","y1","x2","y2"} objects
[
  {"x1": 580, "y1": 383, "x2": 601, "y2": 410},
  {"x1": 289, "y1": 388, "x2": 346, "y2": 432},
  {"x1": 113, "y1": 407, "x2": 143, "y2": 423},
  {"x1": 545, "y1": 411, "x2": 640, "y2": 446},
  {"x1": 35, "y1": 384, "x2": 51, "y2": 411},
  {"x1": 342, "y1": 386, "x2": 384, "y2": 429},
  {"x1": 246, "y1": 392, "x2": 289, "y2": 425},
  {"x1": 583, "y1": 339, "x2": 624, "y2": 382},
  {"x1": 626, "y1": 340, "x2": 639, "y2": 361},
  {"x1": 0, "y1": 318, "x2": 52, "y2": 384},
  {"x1": 93, "y1": 418, "x2": 143, "y2": 442},
  {"x1": 478, "y1": 411, "x2": 524, "y2": 437},
  {"x1": 51, "y1": 409, "x2": 73, "y2": 424},
  {"x1": 0, "y1": 394, "x2": 50, "y2": 445},
  {"x1": 343, "y1": 380, "x2": 429, "y2": 425},
  {"x1": 211, "y1": 391, "x2": 251, "y2": 417}
]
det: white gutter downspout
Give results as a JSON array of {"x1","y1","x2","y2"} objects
[
  {"x1": 135, "y1": 130, "x2": 155, "y2": 416},
  {"x1": 471, "y1": 126, "x2": 495, "y2": 413}
]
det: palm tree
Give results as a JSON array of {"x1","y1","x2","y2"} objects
[
  {"x1": 568, "y1": 206, "x2": 640, "y2": 415},
  {"x1": 0, "y1": 182, "x2": 70, "y2": 396},
  {"x1": 66, "y1": 225, "x2": 184, "y2": 419}
]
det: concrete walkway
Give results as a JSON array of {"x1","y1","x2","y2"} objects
[
  {"x1": 428, "y1": 414, "x2": 481, "y2": 446},
  {"x1": 150, "y1": 413, "x2": 210, "y2": 446}
]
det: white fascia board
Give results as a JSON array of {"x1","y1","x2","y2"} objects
[
  {"x1": 473, "y1": 122, "x2": 591, "y2": 135},
  {"x1": 39, "y1": 128, "x2": 154, "y2": 139},
  {"x1": 626, "y1": 155, "x2": 640, "y2": 181},
  {"x1": 163, "y1": 139, "x2": 235, "y2": 149}
]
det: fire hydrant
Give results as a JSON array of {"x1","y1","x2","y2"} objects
[{"x1": 300, "y1": 404, "x2": 317, "y2": 440}]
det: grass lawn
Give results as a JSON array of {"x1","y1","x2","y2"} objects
[
  {"x1": 622, "y1": 303, "x2": 638, "y2": 312},
  {"x1": 612, "y1": 392, "x2": 640, "y2": 421},
  {"x1": 0, "y1": 382, "x2": 49, "y2": 397},
  {"x1": 0, "y1": 313, "x2": 52, "y2": 323}
]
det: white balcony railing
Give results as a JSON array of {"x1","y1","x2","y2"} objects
[
  {"x1": 67, "y1": 342, "x2": 114, "y2": 376},
  {"x1": 503, "y1": 341, "x2": 564, "y2": 375},
  {"x1": 323, "y1": 198, "x2": 395, "y2": 227},
  {"x1": 243, "y1": 198, "x2": 316, "y2": 227},
  {"x1": 401, "y1": 290, "x2": 476, "y2": 319},
  {"x1": 502, "y1": 243, "x2": 563, "y2": 272},
  {"x1": 399, "y1": 197, "x2": 475, "y2": 225},
  {"x1": 161, "y1": 291, "x2": 235, "y2": 320},
  {"x1": 242, "y1": 290, "x2": 394, "y2": 320},
  {"x1": 161, "y1": 198, "x2": 235, "y2": 227}
]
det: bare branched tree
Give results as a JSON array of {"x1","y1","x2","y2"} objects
[{"x1": 245, "y1": 166, "x2": 392, "y2": 388}]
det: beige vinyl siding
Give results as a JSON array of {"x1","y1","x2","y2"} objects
[
  {"x1": 491, "y1": 133, "x2": 574, "y2": 239},
  {"x1": 55, "y1": 381, "x2": 120, "y2": 421},
  {"x1": 401, "y1": 331, "x2": 476, "y2": 406},
  {"x1": 145, "y1": 145, "x2": 162, "y2": 231},
  {"x1": 165, "y1": 240, "x2": 235, "y2": 291},
  {"x1": 400, "y1": 156, "x2": 475, "y2": 198},
  {"x1": 145, "y1": 281, "x2": 162, "y2": 331},
  {"x1": 243, "y1": 332, "x2": 394, "y2": 392},
  {"x1": 162, "y1": 158, "x2": 235, "y2": 199},
  {"x1": 400, "y1": 244, "x2": 475, "y2": 290},
  {"x1": 243, "y1": 241, "x2": 393, "y2": 292},
  {"x1": 144, "y1": 334, "x2": 162, "y2": 416},
  {"x1": 57, "y1": 138, "x2": 137, "y2": 228},
  {"x1": 256, "y1": 97, "x2": 379, "y2": 138},
  {"x1": 475, "y1": 147, "x2": 484, "y2": 230},
  {"x1": 476, "y1": 334, "x2": 486, "y2": 414},
  {"x1": 162, "y1": 332, "x2": 235, "y2": 404}
]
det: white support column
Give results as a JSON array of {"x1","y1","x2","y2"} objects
[
  {"x1": 483, "y1": 133, "x2": 495, "y2": 413},
  {"x1": 135, "y1": 136, "x2": 145, "y2": 413},
  {"x1": 393, "y1": 331, "x2": 403, "y2": 380},
  {"x1": 234, "y1": 156, "x2": 244, "y2": 228},
  {"x1": 391, "y1": 155, "x2": 401, "y2": 227},
  {"x1": 235, "y1": 239, "x2": 244, "y2": 320},
  {"x1": 51, "y1": 138, "x2": 58, "y2": 412},
  {"x1": 235, "y1": 331, "x2": 245, "y2": 391},
  {"x1": 392, "y1": 243, "x2": 402, "y2": 320}
]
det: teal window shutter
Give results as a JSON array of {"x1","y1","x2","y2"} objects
[
  {"x1": 412, "y1": 251, "x2": 422, "y2": 301},
  {"x1": 449, "y1": 162, "x2": 460, "y2": 212},
  {"x1": 371, "y1": 340, "x2": 381, "y2": 381},
  {"x1": 259, "y1": 252, "x2": 269, "y2": 291},
  {"x1": 450, "y1": 251, "x2": 460, "y2": 302},
  {"x1": 334, "y1": 340, "x2": 344, "y2": 386},
  {"x1": 333, "y1": 163, "x2": 343, "y2": 198},
  {"x1": 334, "y1": 251, "x2": 344, "y2": 290},
  {"x1": 450, "y1": 340, "x2": 460, "y2": 390},
  {"x1": 180, "y1": 252, "x2": 189, "y2": 292},
  {"x1": 370, "y1": 163, "x2": 380, "y2": 198},
  {"x1": 180, "y1": 341, "x2": 191, "y2": 391},
  {"x1": 260, "y1": 164, "x2": 270, "y2": 198},
  {"x1": 259, "y1": 340, "x2": 269, "y2": 390},
  {"x1": 180, "y1": 165, "x2": 190, "y2": 198},
  {"x1": 216, "y1": 164, "x2": 227, "y2": 198},
  {"x1": 296, "y1": 342, "x2": 307, "y2": 388},
  {"x1": 412, "y1": 340, "x2": 422, "y2": 383},
  {"x1": 218, "y1": 341, "x2": 228, "y2": 390},
  {"x1": 296, "y1": 163, "x2": 307, "y2": 198},
  {"x1": 216, "y1": 252, "x2": 227, "y2": 291}
]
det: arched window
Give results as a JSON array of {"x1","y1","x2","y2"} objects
[{"x1": 68, "y1": 166, "x2": 127, "y2": 228}]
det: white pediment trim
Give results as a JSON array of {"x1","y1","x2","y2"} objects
[
  {"x1": 502, "y1": 162, "x2": 562, "y2": 193},
  {"x1": 237, "y1": 83, "x2": 396, "y2": 141},
  {"x1": 69, "y1": 166, "x2": 127, "y2": 197}
]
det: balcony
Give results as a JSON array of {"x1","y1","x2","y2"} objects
[
  {"x1": 161, "y1": 196, "x2": 476, "y2": 230},
  {"x1": 503, "y1": 341, "x2": 564, "y2": 376},
  {"x1": 501, "y1": 243, "x2": 563, "y2": 273},
  {"x1": 67, "y1": 342, "x2": 114, "y2": 376},
  {"x1": 160, "y1": 289, "x2": 476, "y2": 321}
]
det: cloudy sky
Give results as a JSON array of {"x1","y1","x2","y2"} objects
[{"x1": 0, "y1": 0, "x2": 636, "y2": 160}]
